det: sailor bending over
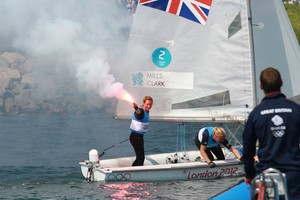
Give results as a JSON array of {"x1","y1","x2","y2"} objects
[{"x1": 195, "y1": 127, "x2": 242, "y2": 168}]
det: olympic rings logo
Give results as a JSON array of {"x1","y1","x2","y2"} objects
[
  {"x1": 273, "y1": 130, "x2": 285, "y2": 137},
  {"x1": 108, "y1": 173, "x2": 131, "y2": 182}
]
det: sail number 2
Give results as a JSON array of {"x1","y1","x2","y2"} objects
[{"x1": 152, "y1": 47, "x2": 172, "y2": 68}]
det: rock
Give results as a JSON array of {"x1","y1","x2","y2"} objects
[
  {"x1": 0, "y1": 98, "x2": 3, "y2": 114},
  {"x1": 15, "y1": 89, "x2": 53, "y2": 114},
  {"x1": 20, "y1": 73, "x2": 37, "y2": 90},
  {"x1": 0, "y1": 56, "x2": 21, "y2": 97},
  {"x1": 3, "y1": 97, "x2": 19, "y2": 115},
  {"x1": 2, "y1": 52, "x2": 25, "y2": 67},
  {"x1": 0, "y1": 52, "x2": 111, "y2": 115},
  {"x1": 21, "y1": 59, "x2": 35, "y2": 74},
  {"x1": 0, "y1": 55, "x2": 9, "y2": 68}
]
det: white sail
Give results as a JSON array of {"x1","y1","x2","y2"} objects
[
  {"x1": 116, "y1": 0, "x2": 254, "y2": 122},
  {"x1": 251, "y1": 0, "x2": 300, "y2": 102},
  {"x1": 115, "y1": 0, "x2": 300, "y2": 122}
]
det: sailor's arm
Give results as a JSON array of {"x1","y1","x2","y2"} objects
[
  {"x1": 229, "y1": 146, "x2": 242, "y2": 160},
  {"x1": 200, "y1": 145, "x2": 211, "y2": 163},
  {"x1": 133, "y1": 102, "x2": 144, "y2": 119},
  {"x1": 200, "y1": 145, "x2": 216, "y2": 168}
]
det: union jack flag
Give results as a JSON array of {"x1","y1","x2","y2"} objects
[{"x1": 139, "y1": 0, "x2": 213, "y2": 25}]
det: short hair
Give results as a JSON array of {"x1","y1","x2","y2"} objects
[
  {"x1": 213, "y1": 127, "x2": 226, "y2": 139},
  {"x1": 260, "y1": 67, "x2": 282, "y2": 93},
  {"x1": 143, "y1": 96, "x2": 153, "y2": 104}
]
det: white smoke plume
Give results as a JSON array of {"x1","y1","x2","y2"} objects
[{"x1": 0, "y1": 0, "x2": 132, "y2": 110}]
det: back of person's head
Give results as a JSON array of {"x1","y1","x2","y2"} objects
[
  {"x1": 213, "y1": 127, "x2": 226, "y2": 139},
  {"x1": 260, "y1": 67, "x2": 282, "y2": 94}
]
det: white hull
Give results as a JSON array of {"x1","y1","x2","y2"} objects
[{"x1": 79, "y1": 149, "x2": 244, "y2": 182}]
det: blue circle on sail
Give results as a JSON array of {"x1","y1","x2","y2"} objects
[{"x1": 152, "y1": 48, "x2": 171, "y2": 68}]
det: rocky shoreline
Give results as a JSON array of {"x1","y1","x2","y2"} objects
[{"x1": 0, "y1": 52, "x2": 112, "y2": 115}]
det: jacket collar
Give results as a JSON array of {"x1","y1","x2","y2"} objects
[{"x1": 262, "y1": 92, "x2": 286, "y2": 102}]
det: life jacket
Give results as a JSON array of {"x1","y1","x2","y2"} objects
[
  {"x1": 130, "y1": 108, "x2": 149, "y2": 134},
  {"x1": 199, "y1": 127, "x2": 219, "y2": 148}
]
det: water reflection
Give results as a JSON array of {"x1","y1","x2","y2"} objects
[{"x1": 100, "y1": 182, "x2": 156, "y2": 199}]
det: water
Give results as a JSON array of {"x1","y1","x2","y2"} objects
[{"x1": 0, "y1": 112, "x2": 243, "y2": 199}]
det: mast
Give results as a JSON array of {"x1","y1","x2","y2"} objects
[{"x1": 247, "y1": 0, "x2": 258, "y2": 107}]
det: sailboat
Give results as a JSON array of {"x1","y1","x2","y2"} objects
[{"x1": 79, "y1": 0, "x2": 300, "y2": 182}]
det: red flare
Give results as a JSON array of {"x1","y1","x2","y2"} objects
[{"x1": 121, "y1": 91, "x2": 134, "y2": 104}]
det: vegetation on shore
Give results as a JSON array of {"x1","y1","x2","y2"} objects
[{"x1": 284, "y1": 4, "x2": 300, "y2": 44}]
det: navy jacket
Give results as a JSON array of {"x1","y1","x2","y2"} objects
[{"x1": 243, "y1": 93, "x2": 300, "y2": 179}]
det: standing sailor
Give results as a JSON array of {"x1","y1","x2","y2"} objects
[{"x1": 129, "y1": 96, "x2": 153, "y2": 166}]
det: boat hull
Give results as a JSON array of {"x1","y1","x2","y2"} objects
[{"x1": 79, "y1": 150, "x2": 244, "y2": 182}]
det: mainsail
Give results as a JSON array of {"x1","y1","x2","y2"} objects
[
  {"x1": 251, "y1": 0, "x2": 300, "y2": 102},
  {"x1": 115, "y1": 0, "x2": 300, "y2": 122}
]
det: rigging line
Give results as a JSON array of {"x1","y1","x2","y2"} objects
[
  {"x1": 99, "y1": 138, "x2": 129, "y2": 158},
  {"x1": 176, "y1": 122, "x2": 187, "y2": 162},
  {"x1": 176, "y1": 123, "x2": 180, "y2": 153},
  {"x1": 224, "y1": 123, "x2": 243, "y2": 147},
  {"x1": 181, "y1": 123, "x2": 187, "y2": 157}
]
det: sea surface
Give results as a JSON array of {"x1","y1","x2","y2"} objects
[{"x1": 0, "y1": 112, "x2": 243, "y2": 199}]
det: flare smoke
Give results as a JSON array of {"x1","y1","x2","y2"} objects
[{"x1": 0, "y1": 0, "x2": 132, "y2": 110}]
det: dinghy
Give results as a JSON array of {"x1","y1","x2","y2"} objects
[
  {"x1": 80, "y1": 0, "x2": 300, "y2": 183},
  {"x1": 79, "y1": 148, "x2": 243, "y2": 182}
]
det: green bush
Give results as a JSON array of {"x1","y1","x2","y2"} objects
[{"x1": 284, "y1": 4, "x2": 300, "y2": 44}]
